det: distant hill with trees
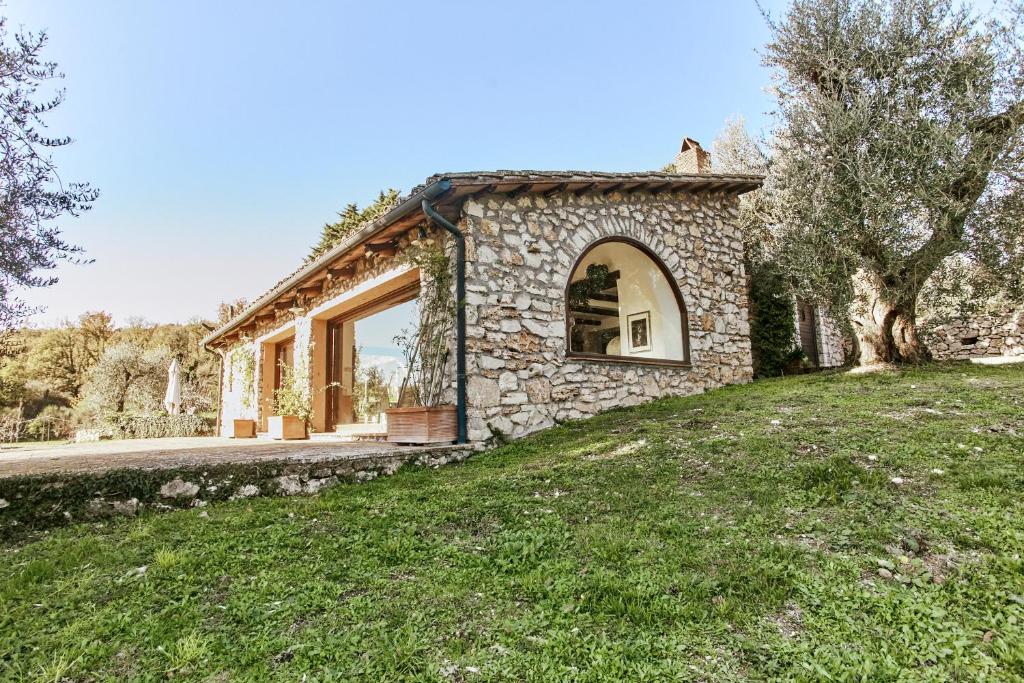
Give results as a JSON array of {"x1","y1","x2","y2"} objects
[{"x1": 0, "y1": 313, "x2": 219, "y2": 441}]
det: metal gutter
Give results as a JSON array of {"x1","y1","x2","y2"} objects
[
  {"x1": 420, "y1": 197, "x2": 468, "y2": 445},
  {"x1": 201, "y1": 179, "x2": 453, "y2": 347}
]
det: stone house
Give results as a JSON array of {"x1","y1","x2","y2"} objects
[{"x1": 202, "y1": 143, "x2": 763, "y2": 443}]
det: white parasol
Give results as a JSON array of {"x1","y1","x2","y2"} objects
[{"x1": 163, "y1": 358, "x2": 182, "y2": 415}]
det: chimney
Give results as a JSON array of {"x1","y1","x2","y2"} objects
[{"x1": 671, "y1": 137, "x2": 711, "y2": 174}]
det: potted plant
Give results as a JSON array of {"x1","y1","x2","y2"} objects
[
  {"x1": 269, "y1": 362, "x2": 310, "y2": 440},
  {"x1": 386, "y1": 240, "x2": 457, "y2": 444},
  {"x1": 228, "y1": 346, "x2": 257, "y2": 438}
]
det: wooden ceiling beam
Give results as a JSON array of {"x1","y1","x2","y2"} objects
[
  {"x1": 468, "y1": 184, "x2": 496, "y2": 200},
  {"x1": 365, "y1": 242, "x2": 397, "y2": 258},
  {"x1": 569, "y1": 304, "x2": 619, "y2": 318},
  {"x1": 573, "y1": 183, "x2": 596, "y2": 197},
  {"x1": 327, "y1": 264, "x2": 355, "y2": 279},
  {"x1": 543, "y1": 183, "x2": 567, "y2": 197},
  {"x1": 505, "y1": 183, "x2": 531, "y2": 198},
  {"x1": 601, "y1": 183, "x2": 625, "y2": 196},
  {"x1": 274, "y1": 298, "x2": 297, "y2": 311}
]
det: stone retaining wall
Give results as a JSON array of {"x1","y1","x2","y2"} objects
[
  {"x1": 0, "y1": 445, "x2": 472, "y2": 541},
  {"x1": 923, "y1": 312, "x2": 1024, "y2": 360}
]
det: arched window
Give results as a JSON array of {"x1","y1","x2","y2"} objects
[{"x1": 565, "y1": 237, "x2": 690, "y2": 365}]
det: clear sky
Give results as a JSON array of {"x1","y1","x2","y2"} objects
[{"x1": 6, "y1": 0, "x2": 787, "y2": 327}]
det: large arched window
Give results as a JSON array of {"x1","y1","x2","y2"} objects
[{"x1": 565, "y1": 237, "x2": 691, "y2": 365}]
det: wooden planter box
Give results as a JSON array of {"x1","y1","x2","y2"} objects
[
  {"x1": 267, "y1": 415, "x2": 307, "y2": 440},
  {"x1": 231, "y1": 419, "x2": 256, "y2": 438},
  {"x1": 385, "y1": 406, "x2": 457, "y2": 444}
]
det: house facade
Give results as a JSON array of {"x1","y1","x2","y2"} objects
[
  {"x1": 794, "y1": 300, "x2": 846, "y2": 369},
  {"x1": 202, "y1": 152, "x2": 763, "y2": 443}
]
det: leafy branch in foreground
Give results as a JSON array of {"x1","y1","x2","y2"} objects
[{"x1": 0, "y1": 18, "x2": 98, "y2": 329}]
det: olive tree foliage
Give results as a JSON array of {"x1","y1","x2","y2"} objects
[
  {"x1": 712, "y1": 119, "x2": 805, "y2": 375},
  {"x1": 711, "y1": 118, "x2": 776, "y2": 260},
  {"x1": 763, "y1": 0, "x2": 1024, "y2": 363},
  {"x1": 0, "y1": 20, "x2": 98, "y2": 330},
  {"x1": 80, "y1": 343, "x2": 170, "y2": 415}
]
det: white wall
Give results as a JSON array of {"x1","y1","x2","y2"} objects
[
  {"x1": 219, "y1": 340, "x2": 260, "y2": 436},
  {"x1": 576, "y1": 241, "x2": 685, "y2": 361}
]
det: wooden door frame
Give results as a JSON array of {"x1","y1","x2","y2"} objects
[{"x1": 324, "y1": 280, "x2": 420, "y2": 429}]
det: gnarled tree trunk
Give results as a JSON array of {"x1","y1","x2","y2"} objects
[{"x1": 851, "y1": 274, "x2": 931, "y2": 365}]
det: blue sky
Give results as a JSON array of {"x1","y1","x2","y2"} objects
[{"x1": 7, "y1": 0, "x2": 787, "y2": 326}]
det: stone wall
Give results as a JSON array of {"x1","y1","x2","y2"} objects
[
  {"x1": 459, "y1": 189, "x2": 753, "y2": 442},
  {"x1": 0, "y1": 445, "x2": 473, "y2": 540},
  {"x1": 922, "y1": 311, "x2": 1024, "y2": 360},
  {"x1": 792, "y1": 303, "x2": 846, "y2": 369},
  {"x1": 817, "y1": 311, "x2": 846, "y2": 368}
]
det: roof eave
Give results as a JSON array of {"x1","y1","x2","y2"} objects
[{"x1": 201, "y1": 178, "x2": 451, "y2": 348}]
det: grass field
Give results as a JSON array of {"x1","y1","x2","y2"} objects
[{"x1": 2, "y1": 363, "x2": 1023, "y2": 681}]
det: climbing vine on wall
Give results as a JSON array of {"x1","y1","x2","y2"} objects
[
  {"x1": 273, "y1": 344, "x2": 312, "y2": 424},
  {"x1": 749, "y1": 260, "x2": 802, "y2": 377},
  {"x1": 395, "y1": 236, "x2": 455, "y2": 407},
  {"x1": 228, "y1": 346, "x2": 257, "y2": 410}
]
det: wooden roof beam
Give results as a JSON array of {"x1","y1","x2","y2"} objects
[
  {"x1": 543, "y1": 183, "x2": 568, "y2": 197},
  {"x1": 328, "y1": 264, "x2": 355, "y2": 279},
  {"x1": 468, "y1": 184, "x2": 496, "y2": 200},
  {"x1": 573, "y1": 183, "x2": 596, "y2": 197},
  {"x1": 297, "y1": 282, "x2": 323, "y2": 298},
  {"x1": 365, "y1": 241, "x2": 397, "y2": 258},
  {"x1": 601, "y1": 183, "x2": 625, "y2": 196},
  {"x1": 505, "y1": 183, "x2": 531, "y2": 199},
  {"x1": 274, "y1": 297, "x2": 298, "y2": 311}
]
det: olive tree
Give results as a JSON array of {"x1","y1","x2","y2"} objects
[
  {"x1": 81, "y1": 343, "x2": 169, "y2": 414},
  {"x1": 764, "y1": 0, "x2": 1024, "y2": 363}
]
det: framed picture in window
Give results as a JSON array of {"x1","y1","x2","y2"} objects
[{"x1": 627, "y1": 311, "x2": 652, "y2": 353}]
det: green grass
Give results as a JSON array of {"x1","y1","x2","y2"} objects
[{"x1": 3, "y1": 363, "x2": 1024, "y2": 681}]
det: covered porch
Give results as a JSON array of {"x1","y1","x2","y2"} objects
[{"x1": 253, "y1": 267, "x2": 422, "y2": 440}]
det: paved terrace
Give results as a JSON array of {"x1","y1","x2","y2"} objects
[{"x1": 0, "y1": 437, "x2": 472, "y2": 478}]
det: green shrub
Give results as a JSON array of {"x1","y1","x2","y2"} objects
[
  {"x1": 24, "y1": 405, "x2": 76, "y2": 441},
  {"x1": 749, "y1": 260, "x2": 801, "y2": 377},
  {"x1": 102, "y1": 413, "x2": 214, "y2": 440}
]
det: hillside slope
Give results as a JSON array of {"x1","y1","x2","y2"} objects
[{"x1": 3, "y1": 364, "x2": 1023, "y2": 681}]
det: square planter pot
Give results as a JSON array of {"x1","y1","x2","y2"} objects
[
  {"x1": 267, "y1": 415, "x2": 307, "y2": 440},
  {"x1": 385, "y1": 406, "x2": 457, "y2": 445},
  {"x1": 231, "y1": 419, "x2": 256, "y2": 438}
]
